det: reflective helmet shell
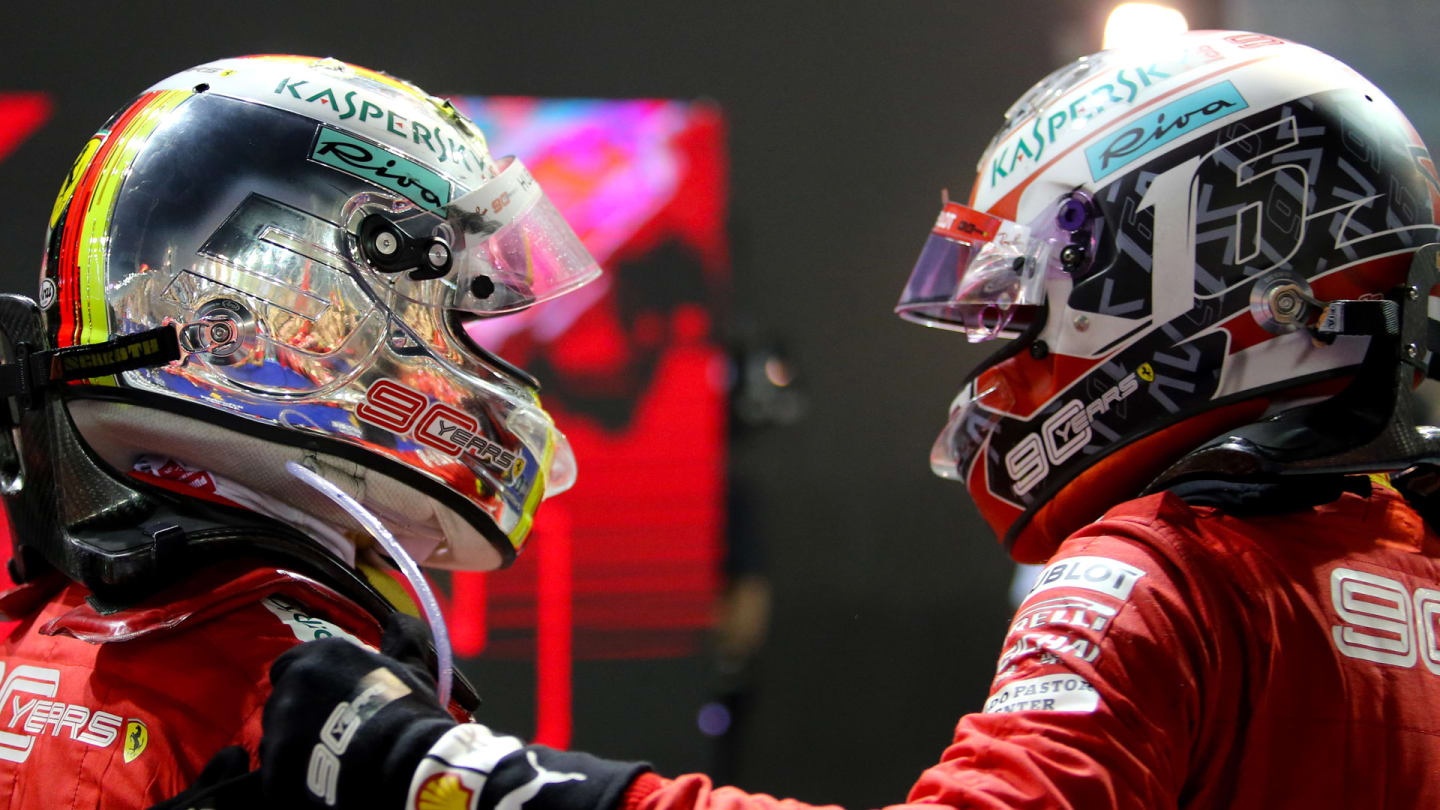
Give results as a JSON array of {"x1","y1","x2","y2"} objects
[
  {"x1": 43, "y1": 56, "x2": 598, "y2": 570},
  {"x1": 915, "y1": 32, "x2": 1440, "y2": 562}
]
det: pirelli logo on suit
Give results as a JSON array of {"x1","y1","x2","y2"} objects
[{"x1": 987, "y1": 556, "x2": 1146, "y2": 714}]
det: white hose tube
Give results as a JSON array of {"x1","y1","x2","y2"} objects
[{"x1": 286, "y1": 460, "x2": 454, "y2": 708}]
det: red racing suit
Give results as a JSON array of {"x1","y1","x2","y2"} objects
[
  {"x1": 0, "y1": 560, "x2": 390, "y2": 809},
  {"x1": 616, "y1": 483, "x2": 1440, "y2": 809}
]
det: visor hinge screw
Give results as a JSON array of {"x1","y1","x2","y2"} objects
[
  {"x1": 1073, "y1": 314, "x2": 1090, "y2": 332},
  {"x1": 427, "y1": 242, "x2": 451, "y2": 268},
  {"x1": 1060, "y1": 244, "x2": 1087, "y2": 272},
  {"x1": 1057, "y1": 198, "x2": 1090, "y2": 232},
  {"x1": 1408, "y1": 285, "x2": 1421, "y2": 300},
  {"x1": 374, "y1": 231, "x2": 399, "y2": 256},
  {"x1": 1272, "y1": 288, "x2": 1300, "y2": 318},
  {"x1": 1407, "y1": 343, "x2": 1420, "y2": 359}
]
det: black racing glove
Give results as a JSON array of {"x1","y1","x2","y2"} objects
[
  {"x1": 260, "y1": 612, "x2": 651, "y2": 810},
  {"x1": 260, "y1": 612, "x2": 458, "y2": 808}
]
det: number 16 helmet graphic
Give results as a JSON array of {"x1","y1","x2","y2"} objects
[{"x1": 897, "y1": 31, "x2": 1440, "y2": 562}]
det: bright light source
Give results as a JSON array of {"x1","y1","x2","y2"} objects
[
  {"x1": 763, "y1": 356, "x2": 794, "y2": 387},
  {"x1": 1103, "y1": 3, "x2": 1189, "y2": 50}
]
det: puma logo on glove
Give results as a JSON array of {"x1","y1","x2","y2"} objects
[{"x1": 408, "y1": 725, "x2": 645, "y2": 810}]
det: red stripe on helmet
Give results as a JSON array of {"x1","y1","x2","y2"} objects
[{"x1": 56, "y1": 92, "x2": 160, "y2": 347}]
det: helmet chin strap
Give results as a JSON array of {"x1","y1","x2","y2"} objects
[{"x1": 1145, "y1": 242, "x2": 1440, "y2": 494}]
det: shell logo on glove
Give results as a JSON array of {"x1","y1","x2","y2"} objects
[{"x1": 415, "y1": 772, "x2": 475, "y2": 810}]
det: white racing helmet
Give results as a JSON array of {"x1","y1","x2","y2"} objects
[{"x1": 897, "y1": 32, "x2": 1440, "y2": 561}]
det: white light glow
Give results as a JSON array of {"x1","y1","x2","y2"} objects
[{"x1": 1103, "y1": 3, "x2": 1189, "y2": 50}]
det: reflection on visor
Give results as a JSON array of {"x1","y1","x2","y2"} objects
[
  {"x1": 375, "y1": 156, "x2": 602, "y2": 316},
  {"x1": 931, "y1": 371, "x2": 1015, "y2": 480},
  {"x1": 896, "y1": 202, "x2": 1048, "y2": 342}
]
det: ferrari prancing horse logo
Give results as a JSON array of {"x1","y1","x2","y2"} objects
[{"x1": 123, "y1": 720, "x2": 148, "y2": 763}]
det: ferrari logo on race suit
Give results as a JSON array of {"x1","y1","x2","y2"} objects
[{"x1": 123, "y1": 720, "x2": 148, "y2": 763}]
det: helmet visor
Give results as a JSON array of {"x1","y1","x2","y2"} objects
[
  {"x1": 896, "y1": 202, "x2": 1047, "y2": 341},
  {"x1": 376, "y1": 156, "x2": 601, "y2": 316}
]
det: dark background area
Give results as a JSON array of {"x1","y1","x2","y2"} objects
[{"x1": 2, "y1": 2, "x2": 1434, "y2": 806}]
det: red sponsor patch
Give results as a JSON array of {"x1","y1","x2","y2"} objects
[{"x1": 933, "y1": 202, "x2": 1003, "y2": 243}]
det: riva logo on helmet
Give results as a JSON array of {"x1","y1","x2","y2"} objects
[
  {"x1": 311, "y1": 126, "x2": 452, "y2": 210},
  {"x1": 357, "y1": 379, "x2": 525, "y2": 478},
  {"x1": 1085, "y1": 80, "x2": 1249, "y2": 181},
  {"x1": 1005, "y1": 369, "x2": 1144, "y2": 496},
  {"x1": 51, "y1": 134, "x2": 103, "y2": 229},
  {"x1": 0, "y1": 664, "x2": 133, "y2": 763}
]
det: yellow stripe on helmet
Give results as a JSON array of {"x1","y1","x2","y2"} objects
[
  {"x1": 75, "y1": 89, "x2": 192, "y2": 382},
  {"x1": 507, "y1": 423, "x2": 557, "y2": 550}
]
